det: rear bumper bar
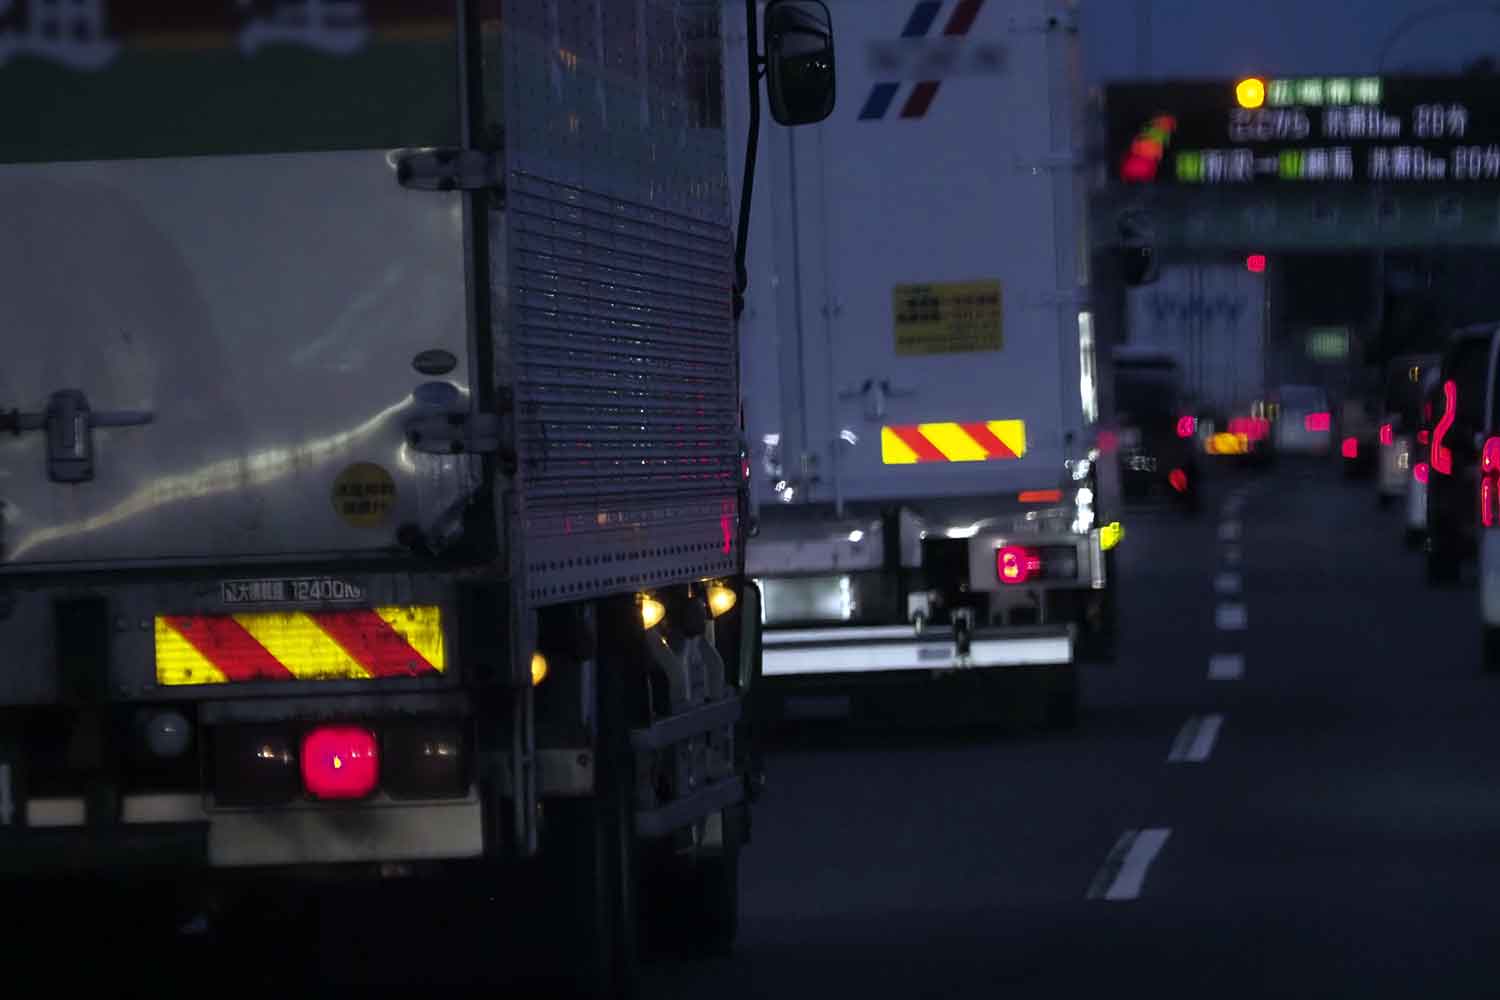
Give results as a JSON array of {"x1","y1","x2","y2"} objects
[
  {"x1": 3, "y1": 794, "x2": 484, "y2": 873},
  {"x1": 762, "y1": 624, "x2": 1073, "y2": 678}
]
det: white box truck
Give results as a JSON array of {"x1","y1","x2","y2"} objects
[
  {"x1": 727, "y1": 0, "x2": 1114, "y2": 727},
  {"x1": 0, "y1": 1, "x2": 832, "y2": 992}
]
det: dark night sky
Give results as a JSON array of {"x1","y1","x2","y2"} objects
[{"x1": 1082, "y1": 2, "x2": 1500, "y2": 85}]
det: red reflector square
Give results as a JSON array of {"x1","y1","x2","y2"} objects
[{"x1": 301, "y1": 726, "x2": 379, "y2": 800}]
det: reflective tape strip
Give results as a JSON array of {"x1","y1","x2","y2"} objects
[
  {"x1": 154, "y1": 606, "x2": 444, "y2": 685},
  {"x1": 763, "y1": 633, "x2": 1072, "y2": 675},
  {"x1": 881, "y1": 420, "x2": 1026, "y2": 464}
]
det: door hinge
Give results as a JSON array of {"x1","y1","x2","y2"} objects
[
  {"x1": 395, "y1": 148, "x2": 506, "y2": 198},
  {"x1": 405, "y1": 411, "x2": 506, "y2": 456},
  {"x1": 2, "y1": 390, "x2": 153, "y2": 483}
]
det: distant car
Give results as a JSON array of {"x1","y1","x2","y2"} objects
[
  {"x1": 1379, "y1": 353, "x2": 1439, "y2": 510},
  {"x1": 1338, "y1": 396, "x2": 1380, "y2": 478},
  {"x1": 1113, "y1": 350, "x2": 1200, "y2": 512},
  {"x1": 1426, "y1": 324, "x2": 1498, "y2": 585},
  {"x1": 1273, "y1": 384, "x2": 1332, "y2": 456},
  {"x1": 1405, "y1": 368, "x2": 1440, "y2": 548}
]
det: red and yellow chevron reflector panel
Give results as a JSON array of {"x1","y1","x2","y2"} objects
[
  {"x1": 881, "y1": 420, "x2": 1027, "y2": 464},
  {"x1": 154, "y1": 607, "x2": 445, "y2": 685}
]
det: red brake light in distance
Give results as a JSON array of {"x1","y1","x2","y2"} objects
[
  {"x1": 997, "y1": 546, "x2": 1041, "y2": 585},
  {"x1": 1342, "y1": 437, "x2": 1359, "y2": 459},
  {"x1": 1380, "y1": 423, "x2": 1394, "y2": 447},
  {"x1": 1176, "y1": 415, "x2": 1196, "y2": 438},
  {"x1": 301, "y1": 726, "x2": 379, "y2": 800},
  {"x1": 1304, "y1": 412, "x2": 1331, "y2": 432},
  {"x1": 1245, "y1": 254, "x2": 1267, "y2": 273},
  {"x1": 1418, "y1": 429, "x2": 1430, "y2": 446},
  {"x1": 1482, "y1": 438, "x2": 1500, "y2": 528},
  {"x1": 1432, "y1": 379, "x2": 1457, "y2": 476},
  {"x1": 1168, "y1": 468, "x2": 1189, "y2": 493},
  {"x1": 1415, "y1": 462, "x2": 1430, "y2": 484}
]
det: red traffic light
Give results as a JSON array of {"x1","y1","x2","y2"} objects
[{"x1": 1245, "y1": 254, "x2": 1267, "y2": 273}]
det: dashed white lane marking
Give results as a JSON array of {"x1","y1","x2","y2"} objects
[
  {"x1": 1224, "y1": 546, "x2": 1243, "y2": 566},
  {"x1": 1218, "y1": 520, "x2": 1242, "y2": 542},
  {"x1": 1215, "y1": 603, "x2": 1248, "y2": 630},
  {"x1": 1167, "y1": 714, "x2": 1225, "y2": 763},
  {"x1": 1208, "y1": 653, "x2": 1244, "y2": 680},
  {"x1": 1087, "y1": 828, "x2": 1172, "y2": 901},
  {"x1": 1214, "y1": 571, "x2": 1242, "y2": 595}
]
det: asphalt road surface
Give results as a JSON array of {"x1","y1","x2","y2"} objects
[{"x1": 646, "y1": 458, "x2": 1500, "y2": 998}]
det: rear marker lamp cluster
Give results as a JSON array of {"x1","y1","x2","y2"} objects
[
  {"x1": 212, "y1": 721, "x2": 469, "y2": 806},
  {"x1": 996, "y1": 545, "x2": 1078, "y2": 585}
]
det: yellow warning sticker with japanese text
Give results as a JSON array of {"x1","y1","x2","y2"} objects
[
  {"x1": 332, "y1": 463, "x2": 396, "y2": 528},
  {"x1": 893, "y1": 279, "x2": 1003, "y2": 356}
]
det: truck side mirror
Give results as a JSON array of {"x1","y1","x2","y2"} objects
[{"x1": 764, "y1": 0, "x2": 836, "y2": 126}]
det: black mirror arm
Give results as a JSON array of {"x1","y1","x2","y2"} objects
[{"x1": 733, "y1": 0, "x2": 766, "y2": 320}]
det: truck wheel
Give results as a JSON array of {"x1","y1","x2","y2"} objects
[
  {"x1": 1045, "y1": 663, "x2": 1080, "y2": 732},
  {"x1": 1404, "y1": 527, "x2": 1425, "y2": 550},
  {"x1": 1072, "y1": 585, "x2": 1117, "y2": 665},
  {"x1": 545, "y1": 596, "x2": 643, "y2": 999},
  {"x1": 1427, "y1": 536, "x2": 1461, "y2": 586},
  {"x1": 1484, "y1": 627, "x2": 1500, "y2": 674},
  {"x1": 650, "y1": 806, "x2": 742, "y2": 957}
]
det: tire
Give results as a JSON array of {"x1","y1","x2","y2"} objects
[
  {"x1": 1427, "y1": 535, "x2": 1461, "y2": 586},
  {"x1": 1485, "y1": 627, "x2": 1500, "y2": 675},
  {"x1": 648, "y1": 806, "x2": 742, "y2": 958},
  {"x1": 1404, "y1": 527, "x2": 1425, "y2": 551},
  {"x1": 544, "y1": 597, "x2": 642, "y2": 1000},
  {"x1": 1045, "y1": 663, "x2": 1080, "y2": 732}
]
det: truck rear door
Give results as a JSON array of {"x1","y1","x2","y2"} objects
[
  {"x1": 763, "y1": 0, "x2": 1084, "y2": 507},
  {"x1": 0, "y1": 7, "x2": 481, "y2": 570}
]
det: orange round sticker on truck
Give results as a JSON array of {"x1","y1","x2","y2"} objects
[{"x1": 332, "y1": 463, "x2": 396, "y2": 527}]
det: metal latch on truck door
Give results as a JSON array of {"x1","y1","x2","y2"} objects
[
  {"x1": 1, "y1": 390, "x2": 153, "y2": 483},
  {"x1": 839, "y1": 379, "x2": 916, "y2": 421},
  {"x1": 394, "y1": 148, "x2": 505, "y2": 198}
]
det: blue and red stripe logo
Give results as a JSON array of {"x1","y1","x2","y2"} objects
[{"x1": 859, "y1": 0, "x2": 985, "y2": 120}]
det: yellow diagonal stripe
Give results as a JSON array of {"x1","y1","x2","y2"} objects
[
  {"x1": 987, "y1": 420, "x2": 1027, "y2": 458},
  {"x1": 376, "y1": 605, "x2": 446, "y2": 672},
  {"x1": 233, "y1": 611, "x2": 373, "y2": 681},
  {"x1": 154, "y1": 619, "x2": 230, "y2": 686},
  {"x1": 881, "y1": 426, "x2": 920, "y2": 464},
  {"x1": 919, "y1": 422, "x2": 989, "y2": 462}
]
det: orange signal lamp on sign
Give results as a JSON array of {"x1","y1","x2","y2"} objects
[{"x1": 1236, "y1": 77, "x2": 1266, "y2": 109}]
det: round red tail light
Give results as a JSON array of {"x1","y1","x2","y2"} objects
[{"x1": 301, "y1": 726, "x2": 379, "y2": 800}]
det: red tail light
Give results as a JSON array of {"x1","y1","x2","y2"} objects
[
  {"x1": 997, "y1": 546, "x2": 1041, "y2": 585},
  {"x1": 1432, "y1": 379, "x2": 1457, "y2": 476},
  {"x1": 1341, "y1": 437, "x2": 1359, "y2": 459},
  {"x1": 1018, "y1": 489, "x2": 1063, "y2": 504},
  {"x1": 1168, "y1": 468, "x2": 1189, "y2": 493},
  {"x1": 1228, "y1": 416, "x2": 1269, "y2": 442},
  {"x1": 1380, "y1": 423, "x2": 1394, "y2": 447},
  {"x1": 1176, "y1": 415, "x2": 1196, "y2": 438},
  {"x1": 1418, "y1": 429, "x2": 1430, "y2": 446},
  {"x1": 301, "y1": 726, "x2": 379, "y2": 800},
  {"x1": 1482, "y1": 438, "x2": 1500, "y2": 528},
  {"x1": 1304, "y1": 412, "x2": 1331, "y2": 432},
  {"x1": 1415, "y1": 462, "x2": 1430, "y2": 484}
]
